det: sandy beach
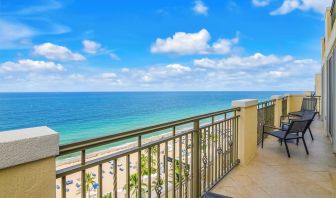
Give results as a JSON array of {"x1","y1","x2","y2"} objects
[{"x1": 56, "y1": 132, "x2": 193, "y2": 198}]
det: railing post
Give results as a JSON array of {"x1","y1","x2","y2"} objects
[
  {"x1": 232, "y1": 99, "x2": 258, "y2": 166},
  {"x1": 0, "y1": 127, "x2": 59, "y2": 198},
  {"x1": 286, "y1": 94, "x2": 304, "y2": 113},
  {"x1": 192, "y1": 119, "x2": 200, "y2": 197},
  {"x1": 271, "y1": 95, "x2": 283, "y2": 127}
]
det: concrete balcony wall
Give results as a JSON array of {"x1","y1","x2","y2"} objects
[{"x1": 0, "y1": 127, "x2": 59, "y2": 198}]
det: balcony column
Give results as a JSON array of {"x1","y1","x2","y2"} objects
[
  {"x1": 271, "y1": 95, "x2": 283, "y2": 127},
  {"x1": 0, "y1": 127, "x2": 59, "y2": 198},
  {"x1": 286, "y1": 94, "x2": 304, "y2": 113},
  {"x1": 232, "y1": 99, "x2": 258, "y2": 166}
]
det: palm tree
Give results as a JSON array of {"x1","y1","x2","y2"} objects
[
  {"x1": 124, "y1": 173, "x2": 147, "y2": 198},
  {"x1": 140, "y1": 153, "x2": 157, "y2": 176},
  {"x1": 169, "y1": 159, "x2": 190, "y2": 187},
  {"x1": 85, "y1": 173, "x2": 95, "y2": 198}
]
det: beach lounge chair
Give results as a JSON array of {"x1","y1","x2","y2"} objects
[{"x1": 261, "y1": 119, "x2": 312, "y2": 158}]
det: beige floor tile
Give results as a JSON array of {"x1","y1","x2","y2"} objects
[{"x1": 211, "y1": 119, "x2": 336, "y2": 198}]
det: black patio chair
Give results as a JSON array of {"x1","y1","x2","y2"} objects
[
  {"x1": 261, "y1": 119, "x2": 312, "y2": 158},
  {"x1": 280, "y1": 111, "x2": 317, "y2": 141},
  {"x1": 289, "y1": 97, "x2": 317, "y2": 117}
]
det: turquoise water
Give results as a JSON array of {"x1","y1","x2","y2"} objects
[{"x1": 0, "y1": 92, "x2": 298, "y2": 144}]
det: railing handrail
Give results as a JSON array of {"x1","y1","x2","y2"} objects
[
  {"x1": 257, "y1": 99, "x2": 275, "y2": 109},
  {"x1": 59, "y1": 107, "x2": 241, "y2": 155}
]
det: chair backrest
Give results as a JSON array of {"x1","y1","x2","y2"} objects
[
  {"x1": 286, "y1": 119, "x2": 311, "y2": 136},
  {"x1": 301, "y1": 97, "x2": 317, "y2": 112}
]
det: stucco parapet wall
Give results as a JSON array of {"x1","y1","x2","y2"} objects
[
  {"x1": 284, "y1": 94, "x2": 304, "y2": 97},
  {"x1": 0, "y1": 126, "x2": 59, "y2": 170},
  {"x1": 271, "y1": 95, "x2": 283, "y2": 100},
  {"x1": 232, "y1": 99, "x2": 258, "y2": 108}
]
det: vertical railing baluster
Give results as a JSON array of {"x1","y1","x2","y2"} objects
[
  {"x1": 113, "y1": 159, "x2": 117, "y2": 198},
  {"x1": 61, "y1": 176, "x2": 66, "y2": 198},
  {"x1": 214, "y1": 122, "x2": 218, "y2": 181},
  {"x1": 207, "y1": 124, "x2": 210, "y2": 190},
  {"x1": 224, "y1": 113, "x2": 227, "y2": 174},
  {"x1": 236, "y1": 114, "x2": 239, "y2": 163},
  {"x1": 172, "y1": 127, "x2": 176, "y2": 198},
  {"x1": 190, "y1": 132, "x2": 193, "y2": 198},
  {"x1": 138, "y1": 136, "x2": 142, "y2": 198},
  {"x1": 98, "y1": 164, "x2": 103, "y2": 198},
  {"x1": 191, "y1": 119, "x2": 200, "y2": 197},
  {"x1": 148, "y1": 147, "x2": 152, "y2": 198},
  {"x1": 81, "y1": 150, "x2": 86, "y2": 198},
  {"x1": 178, "y1": 136, "x2": 182, "y2": 198},
  {"x1": 165, "y1": 141, "x2": 168, "y2": 198},
  {"x1": 126, "y1": 155, "x2": 130, "y2": 198},
  {"x1": 184, "y1": 134, "x2": 189, "y2": 198},
  {"x1": 156, "y1": 145, "x2": 161, "y2": 198}
]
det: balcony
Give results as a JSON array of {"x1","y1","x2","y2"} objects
[
  {"x1": 0, "y1": 94, "x2": 335, "y2": 198},
  {"x1": 211, "y1": 119, "x2": 336, "y2": 198}
]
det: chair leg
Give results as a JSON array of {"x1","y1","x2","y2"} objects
[
  {"x1": 302, "y1": 137, "x2": 309, "y2": 155},
  {"x1": 261, "y1": 133, "x2": 264, "y2": 148},
  {"x1": 296, "y1": 133, "x2": 299, "y2": 145},
  {"x1": 308, "y1": 127, "x2": 314, "y2": 141},
  {"x1": 284, "y1": 140, "x2": 291, "y2": 158},
  {"x1": 280, "y1": 139, "x2": 283, "y2": 146}
]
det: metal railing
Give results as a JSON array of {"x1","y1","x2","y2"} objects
[
  {"x1": 282, "y1": 96, "x2": 288, "y2": 116},
  {"x1": 56, "y1": 107, "x2": 240, "y2": 198},
  {"x1": 257, "y1": 100, "x2": 275, "y2": 145},
  {"x1": 305, "y1": 96, "x2": 321, "y2": 115}
]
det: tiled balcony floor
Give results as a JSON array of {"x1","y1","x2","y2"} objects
[{"x1": 211, "y1": 119, "x2": 336, "y2": 198}]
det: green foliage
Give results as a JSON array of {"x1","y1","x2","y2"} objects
[
  {"x1": 169, "y1": 159, "x2": 189, "y2": 186},
  {"x1": 85, "y1": 173, "x2": 95, "y2": 197},
  {"x1": 102, "y1": 192, "x2": 112, "y2": 198},
  {"x1": 123, "y1": 173, "x2": 147, "y2": 198}
]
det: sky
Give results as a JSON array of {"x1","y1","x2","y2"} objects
[{"x1": 0, "y1": 0, "x2": 332, "y2": 92}]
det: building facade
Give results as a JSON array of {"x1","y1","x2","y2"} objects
[{"x1": 321, "y1": 1, "x2": 336, "y2": 153}]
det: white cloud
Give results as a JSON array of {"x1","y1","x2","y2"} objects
[
  {"x1": 110, "y1": 53, "x2": 121, "y2": 61},
  {"x1": 15, "y1": 0, "x2": 62, "y2": 15},
  {"x1": 194, "y1": 53, "x2": 293, "y2": 69},
  {"x1": 121, "y1": 68, "x2": 130, "y2": 73},
  {"x1": 69, "y1": 74, "x2": 85, "y2": 81},
  {"x1": 100, "y1": 72, "x2": 118, "y2": 79},
  {"x1": 193, "y1": 0, "x2": 208, "y2": 15},
  {"x1": 0, "y1": 19, "x2": 36, "y2": 49},
  {"x1": 270, "y1": 0, "x2": 331, "y2": 15},
  {"x1": 151, "y1": 29, "x2": 239, "y2": 55},
  {"x1": 252, "y1": 0, "x2": 270, "y2": 7},
  {"x1": 0, "y1": 59, "x2": 64, "y2": 72},
  {"x1": 33, "y1": 43, "x2": 86, "y2": 61},
  {"x1": 82, "y1": 40, "x2": 101, "y2": 54}
]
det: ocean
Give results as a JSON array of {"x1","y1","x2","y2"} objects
[{"x1": 0, "y1": 91, "x2": 298, "y2": 144}]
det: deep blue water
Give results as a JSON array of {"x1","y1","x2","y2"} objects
[{"x1": 0, "y1": 92, "x2": 299, "y2": 144}]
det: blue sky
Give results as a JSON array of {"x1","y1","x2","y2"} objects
[{"x1": 0, "y1": 0, "x2": 331, "y2": 91}]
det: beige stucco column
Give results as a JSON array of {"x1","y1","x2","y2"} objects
[
  {"x1": 232, "y1": 99, "x2": 258, "y2": 166},
  {"x1": 271, "y1": 95, "x2": 283, "y2": 127},
  {"x1": 286, "y1": 94, "x2": 304, "y2": 113},
  {"x1": 0, "y1": 127, "x2": 59, "y2": 198}
]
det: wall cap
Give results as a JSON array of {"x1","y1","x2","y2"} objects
[
  {"x1": 232, "y1": 99, "x2": 258, "y2": 108},
  {"x1": 284, "y1": 94, "x2": 304, "y2": 97},
  {"x1": 0, "y1": 126, "x2": 59, "y2": 170},
  {"x1": 271, "y1": 95, "x2": 283, "y2": 100}
]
